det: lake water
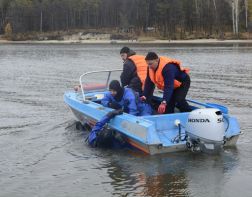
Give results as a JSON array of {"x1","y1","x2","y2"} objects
[{"x1": 0, "y1": 43, "x2": 251, "y2": 197}]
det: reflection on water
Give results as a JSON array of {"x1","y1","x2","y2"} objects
[
  {"x1": 108, "y1": 154, "x2": 189, "y2": 196},
  {"x1": 0, "y1": 43, "x2": 251, "y2": 196},
  {"x1": 98, "y1": 149, "x2": 240, "y2": 196}
]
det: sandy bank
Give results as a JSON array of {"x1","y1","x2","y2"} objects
[{"x1": 1, "y1": 39, "x2": 252, "y2": 44}]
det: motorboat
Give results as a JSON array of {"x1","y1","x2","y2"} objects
[{"x1": 64, "y1": 70, "x2": 240, "y2": 155}]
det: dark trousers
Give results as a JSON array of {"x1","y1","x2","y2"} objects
[{"x1": 165, "y1": 75, "x2": 191, "y2": 114}]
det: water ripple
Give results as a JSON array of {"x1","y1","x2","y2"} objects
[{"x1": 0, "y1": 44, "x2": 251, "y2": 197}]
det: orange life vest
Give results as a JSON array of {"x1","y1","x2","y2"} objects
[
  {"x1": 128, "y1": 55, "x2": 148, "y2": 90},
  {"x1": 148, "y1": 56, "x2": 189, "y2": 90}
]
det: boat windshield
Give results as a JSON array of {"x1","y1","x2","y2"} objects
[{"x1": 79, "y1": 70, "x2": 122, "y2": 101}]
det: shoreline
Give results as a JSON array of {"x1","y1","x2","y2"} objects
[{"x1": 1, "y1": 39, "x2": 252, "y2": 44}]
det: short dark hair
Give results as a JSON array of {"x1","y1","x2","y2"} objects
[
  {"x1": 145, "y1": 52, "x2": 159, "y2": 60},
  {"x1": 120, "y1": 47, "x2": 130, "y2": 54}
]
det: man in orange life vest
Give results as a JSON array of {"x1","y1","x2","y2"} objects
[
  {"x1": 142, "y1": 52, "x2": 191, "y2": 114},
  {"x1": 120, "y1": 47, "x2": 147, "y2": 95}
]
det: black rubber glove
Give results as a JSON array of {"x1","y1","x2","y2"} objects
[
  {"x1": 106, "y1": 109, "x2": 123, "y2": 119},
  {"x1": 108, "y1": 101, "x2": 122, "y2": 110}
]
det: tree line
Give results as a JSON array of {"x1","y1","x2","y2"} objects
[{"x1": 0, "y1": 0, "x2": 251, "y2": 39}]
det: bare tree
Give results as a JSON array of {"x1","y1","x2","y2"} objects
[
  {"x1": 245, "y1": 0, "x2": 248, "y2": 29},
  {"x1": 0, "y1": 0, "x2": 249, "y2": 39}
]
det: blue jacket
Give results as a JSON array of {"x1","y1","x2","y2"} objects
[{"x1": 101, "y1": 88, "x2": 152, "y2": 116}]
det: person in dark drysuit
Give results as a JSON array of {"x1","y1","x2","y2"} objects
[
  {"x1": 87, "y1": 80, "x2": 152, "y2": 147},
  {"x1": 88, "y1": 109, "x2": 123, "y2": 148},
  {"x1": 101, "y1": 80, "x2": 152, "y2": 116}
]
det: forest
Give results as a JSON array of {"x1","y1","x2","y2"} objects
[{"x1": 1, "y1": 0, "x2": 252, "y2": 40}]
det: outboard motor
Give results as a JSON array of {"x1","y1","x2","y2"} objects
[{"x1": 185, "y1": 108, "x2": 225, "y2": 153}]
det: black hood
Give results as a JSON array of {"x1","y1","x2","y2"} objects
[{"x1": 109, "y1": 80, "x2": 124, "y2": 101}]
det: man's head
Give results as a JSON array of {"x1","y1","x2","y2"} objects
[
  {"x1": 145, "y1": 52, "x2": 159, "y2": 70},
  {"x1": 109, "y1": 80, "x2": 123, "y2": 97},
  {"x1": 120, "y1": 47, "x2": 130, "y2": 61},
  {"x1": 120, "y1": 46, "x2": 136, "y2": 61}
]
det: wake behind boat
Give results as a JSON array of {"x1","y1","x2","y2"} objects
[{"x1": 64, "y1": 70, "x2": 240, "y2": 155}]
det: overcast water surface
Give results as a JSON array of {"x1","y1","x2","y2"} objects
[{"x1": 0, "y1": 43, "x2": 251, "y2": 197}]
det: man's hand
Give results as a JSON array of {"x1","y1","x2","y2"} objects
[
  {"x1": 74, "y1": 85, "x2": 80, "y2": 92},
  {"x1": 140, "y1": 96, "x2": 146, "y2": 102},
  {"x1": 108, "y1": 101, "x2": 122, "y2": 110},
  {"x1": 106, "y1": 109, "x2": 123, "y2": 119},
  {"x1": 158, "y1": 103, "x2": 167, "y2": 114}
]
